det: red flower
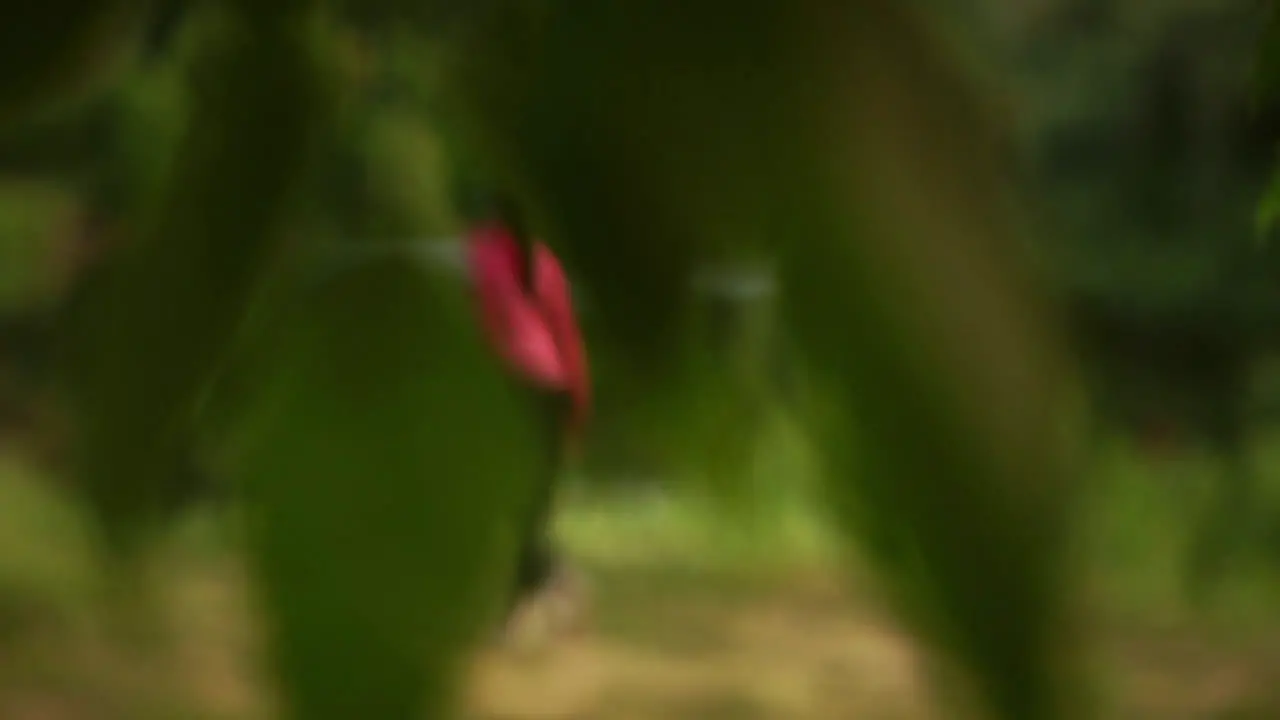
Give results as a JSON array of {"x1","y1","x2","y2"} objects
[{"x1": 466, "y1": 222, "x2": 591, "y2": 436}]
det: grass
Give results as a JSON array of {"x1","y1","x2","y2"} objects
[
  {"x1": 561, "y1": 410, "x2": 841, "y2": 575},
  {"x1": 559, "y1": 486, "x2": 837, "y2": 575},
  {"x1": 562, "y1": 415, "x2": 1280, "y2": 629}
]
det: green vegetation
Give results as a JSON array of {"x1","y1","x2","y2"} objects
[{"x1": 0, "y1": 0, "x2": 1279, "y2": 718}]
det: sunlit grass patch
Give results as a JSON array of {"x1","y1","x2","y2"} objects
[
  {"x1": 560, "y1": 412, "x2": 841, "y2": 575},
  {"x1": 559, "y1": 486, "x2": 838, "y2": 574}
]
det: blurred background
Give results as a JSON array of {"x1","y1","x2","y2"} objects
[{"x1": 3, "y1": 0, "x2": 1280, "y2": 718}]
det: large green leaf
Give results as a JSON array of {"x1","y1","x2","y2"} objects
[
  {"x1": 235, "y1": 254, "x2": 534, "y2": 719},
  {"x1": 764, "y1": 4, "x2": 1085, "y2": 717}
]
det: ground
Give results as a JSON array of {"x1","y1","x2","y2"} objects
[
  {"x1": 473, "y1": 563, "x2": 1280, "y2": 720},
  {"x1": 2, "y1": 457, "x2": 1280, "y2": 718},
  {"x1": 5, "y1": 553, "x2": 1279, "y2": 720},
  {"x1": 468, "y1": 565, "x2": 931, "y2": 720}
]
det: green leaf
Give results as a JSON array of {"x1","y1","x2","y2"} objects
[
  {"x1": 235, "y1": 255, "x2": 534, "y2": 719},
  {"x1": 763, "y1": 3, "x2": 1086, "y2": 717}
]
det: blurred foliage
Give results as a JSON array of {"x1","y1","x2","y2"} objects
[
  {"x1": 0, "y1": 183, "x2": 75, "y2": 312},
  {"x1": 991, "y1": 0, "x2": 1280, "y2": 601},
  {"x1": 402, "y1": 2, "x2": 1080, "y2": 717},
  {"x1": 14, "y1": 0, "x2": 1280, "y2": 718},
  {"x1": 0, "y1": 0, "x2": 151, "y2": 129},
  {"x1": 1259, "y1": 1, "x2": 1280, "y2": 241},
  {"x1": 64, "y1": 0, "x2": 344, "y2": 553},
  {"x1": 0, "y1": 457, "x2": 96, "y2": 638}
]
